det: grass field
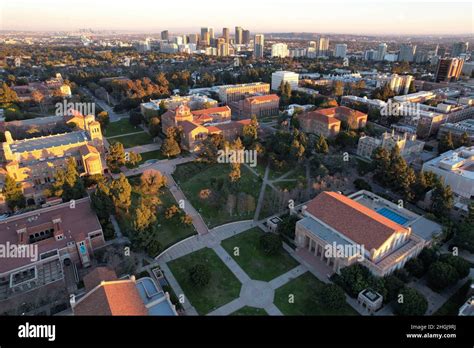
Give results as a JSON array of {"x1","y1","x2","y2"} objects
[
  {"x1": 274, "y1": 273, "x2": 358, "y2": 316},
  {"x1": 138, "y1": 150, "x2": 166, "y2": 164},
  {"x1": 108, "y1": 132, "x2": 154, "y2": 148},
  {"x1": 221, "y1": 227, "x2": 299, "y2": 281},
  {"x1": 167, "y1": 248, "x2": 242, "y2": 315},
  {"x1": 105, "y1": 118, "x2": 142, "y2": 137}
]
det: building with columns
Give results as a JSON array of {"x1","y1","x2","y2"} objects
[{"x1": 294, "y1": 190, "x2": 441, "y2": 277}]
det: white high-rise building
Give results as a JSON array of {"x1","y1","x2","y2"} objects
[
  {"x1": 335, "y1": 44, "x2": 347, "y2": 58},
  {"x1": 318, "y1": 37, "x2": 329, "y2": 56},
  {"x1": 377, "y1": 43, "x2": 387, "y2": 61},
  {"x1": 271, "y1": 71, "x2": 299, "y2": 91},
  {"x1": 271, "y1": 43, "x2": 289, "y2": 58}
]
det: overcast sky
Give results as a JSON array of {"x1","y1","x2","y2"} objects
[{"x1": 1, "y1": 0, "x2": 473, "y2": 35}]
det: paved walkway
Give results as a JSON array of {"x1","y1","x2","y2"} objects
[{"x1": 125, "y1": 143, "x2": 161, "y2": 154}]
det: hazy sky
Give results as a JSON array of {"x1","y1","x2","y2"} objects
[{"x1": 1, "y1": 0, "x2": 473, "y2": 35}]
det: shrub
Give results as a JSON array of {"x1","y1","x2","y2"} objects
[
  {"x1": 189, "y1": 264, "x2": 211, "y2": 288},
  {"x1": 394, "y1": 287, "x2": 428, "y2": 316},
  {"x1": 353, "y1": 178, "x2": 372, "y2": 191},
  {"x1": 439, "y1": 254, "x2": 470, "y2": 279},
  {"x1": 427, "y1": 261, "x2": 459, "y2": 291},
  {"x1": 405, "y1": 258, "x2": 425, "y2": 278}
]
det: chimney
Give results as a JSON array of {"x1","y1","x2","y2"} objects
[{"x1": 16, "y1": 227, "x2": 27, "y2": 245}]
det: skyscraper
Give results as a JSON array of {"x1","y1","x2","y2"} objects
[
  {"x1": 254, "y1": 34, "x2": 265, "y2": 58},
  {"x1": 399, "y1": 44, "x2": 416, "y2": 62},
  {"x1": 235, "y1": 26, "x2": 243, "y2": 44},
  {"x1": 452, "y1": 42, "x2": 468, "y2": 57},
  {"x1": 242, "y1": 30, "x2": 250, "y2": 45},
  {"x1": 222, "y1": 28, "x2": 230, "y2": 43},
  {"x1": 377, "y1": 43, "x2": 387, "y2": 61},
  {"x1": 161, "y1": 30, "x2": 169, "y2": 42},
  {"x1": 217, "y1": 37, "x2": 229, "y2": 56},
  {"x1": 200, "y1": 27, "x2": 210, "y2": 46},
  {"x1": 435, "y1": 58, "x2": 464, "y2": 82},
  {"x1": 335, "y1": 44, "x2": 347, "y2": 58},
  {"x1": 317, "y1": 37, "x2": 329, "y2": 56}
]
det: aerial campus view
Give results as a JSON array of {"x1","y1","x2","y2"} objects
[{"x1": 0, "y1": 0, "x2": 473, "y2": 346}]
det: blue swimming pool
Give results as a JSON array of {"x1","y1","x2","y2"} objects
[{"x1": 376, "y1": 207, "x2": 408, "y2": 225}]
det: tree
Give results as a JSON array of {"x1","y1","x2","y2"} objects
[
  {"x1": 333, "y1": 80, "x2": 344, "y2": 97},
  {"x1": 383, "y1": 275, "x2": 405, "y2": 302},
  {"x1": 97, "y1": 111, "x2": 110, "y2": 131},
  {"x1": 242, "y1": 115, "x2": 258, "y2": 147},
  {"x1": 259, "y1": 233, "x2": 281, "y2": 255},
  {"x1": 148, "y1": 117, "x2": 161, "y2": 137},
  {"x1": 431, "y1": 181, "x2": 453, "y2": 218},
  {"x1": 314, "y1": 135, "x2": 329, "y2": 154},
  {"x1": 106, "y1": 142, "x2": 126, "y2": 172},
  {"x1": 372, "y1": 147, "x2": 391, "y2": 184},
  {"x1": 126, "y1": 151, "x2": 142, "y2": 168},
  {"x1": 405, "y1": 258, "x2": 425, "y2": 278},
  {"x1": 439, "y1": 254, "x2": 470, "y2": 279},
  {"x1": 0, "y1": 82, "x2": 19, "y2": 105},
  {"x1": 353, "y1": 178, "x2": 372, "y2": 191},
  {"x1": 337, "y1": 264, "x2": 372, "y2": 298},
  {"x1": 161, "y1": 128, "x2": 181, "y2": 158},
  {"x1": 165, "y1": 205, "x2": 180, "y2": 220},
  {"x1": 228, "y1": 138, "x2": 244, "y2": 183},
  {"x1": 131, "y1": 199, "x2": 157, "y2": 232},
  {"x1": 279, "y1": 81, "x2": 292, "y2": 107},
  {"x1": 188, "y1": 264, "x2": 211, "y2": 288},
  {"x1": 438, "y1": 132, "x2": 455, "y2": 154},
  {"x1": 3, "y1": 175, "x2": 25, "y2": 211},
  {"x1": 317, "y1": 284, "x2": 346, "y2": 310},
  {"x1": 427, "y1": 261, "x2": 459, "y2": 291},
  {"x1": 140, "y1": 169, "x2": 166, "y2": 196},
  {"x1": 52, "y1": 158, "x2": 86, "y2": 201},
  {"x1": 110, "y1": 174, "x2": 132, "y2": 213},
  {"x1": 90, "y1": 182, "x2": 114, "y2": 222},
  {"x1": 394, "y1": 287, "x2": 428, "y2": 316}
]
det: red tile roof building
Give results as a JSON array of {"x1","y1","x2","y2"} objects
[
  {"x1": 161, "y1": 104, "x2": 254, "y2": 152},
  {"x1": 0, "y1": 197, "x2": 105, "y2": 308},
  {"x1": 297, "y1": 106, "x2": 367, "y2": 137},
  {"x1": 295, "y1": 191, "x2": 429, "y2": 277}
]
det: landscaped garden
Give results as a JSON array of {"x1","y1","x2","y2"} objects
[
  {"x1": 167, "y1": 247, "x2": 242, "y2": 315},
  {"x1": 274, "y1": 272, "x2": 358, "y2": 315},
  {"x1": 221, "y1": 227, "x2": 299, "y2": 281},
  {"x1": 173, "y1": 162, "x2": 263, "y2": 227}
]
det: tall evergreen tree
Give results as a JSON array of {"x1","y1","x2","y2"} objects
[{"x1": 4, "y1": 175, "x2": 25, "y2": 211}]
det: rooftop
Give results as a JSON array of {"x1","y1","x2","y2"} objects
[
  {"x1": 9, "y1": 131, "x2": 89, "y2": 154},
  {"x1": 305, "y1": 191, "x2": 407, "y2": 251}
]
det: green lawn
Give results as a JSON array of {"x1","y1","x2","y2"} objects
[
  {"x1": 174, "y1": 162, "x2": 262, "y2": 228},
  {"x1": 167, "y1": 248, "x2": 242, "y2": 315},
  {"x1": 105, "y1": 118, "x2": 142, "y2": 137},
  {"x1": 222, "y1": 227, "x2": 299, "y2": 281},
  {"x1": 274, "y1": 273, "x2": 358, "y2": 316},
  {"x1": 139, "y1": 150, "x2": 166, "y2": 164},
  {"x1": 108, "y1": 132, "x2": 154, "y2": 148},
  {"x1": 231, "y1": 306, "x2": 268, "y2": 316}
]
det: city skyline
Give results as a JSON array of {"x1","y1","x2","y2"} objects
[{"x1": 1, "y1": 0, "x2": 473, "y2": 35}]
